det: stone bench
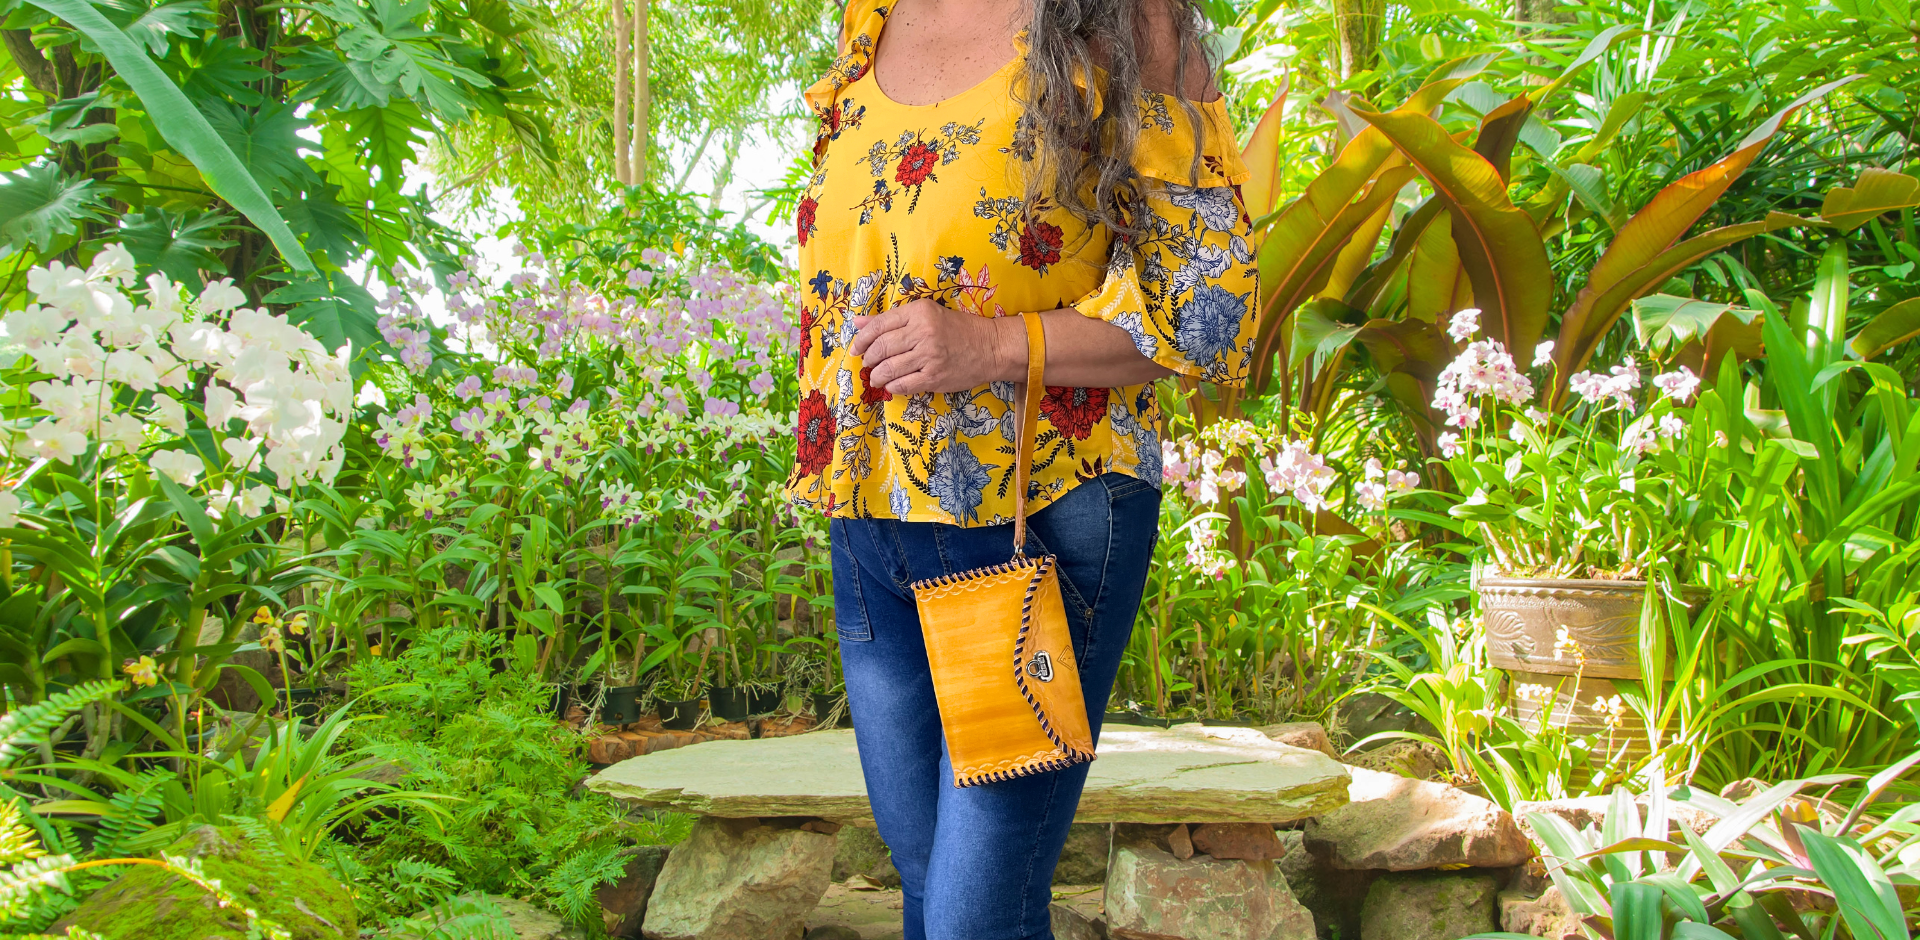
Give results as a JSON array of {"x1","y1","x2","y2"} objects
[{"x1": 586, "y1": 723, "x2": 1351, "y2": 940}]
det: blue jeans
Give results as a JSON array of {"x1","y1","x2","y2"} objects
[{"x1": 830, "y1": 472, "x2": 1162, "y2": 940}]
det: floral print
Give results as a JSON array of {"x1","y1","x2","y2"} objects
[
  {"x1": 788, "y1": 0, "x2": 1258, "y2": 525},
  {"x1": 860, "y1": 121, "x2": 984, "y2": 217}
]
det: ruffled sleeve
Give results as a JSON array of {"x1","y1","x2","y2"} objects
[
  {"x1": 803, "y1": 0, "x2": 891, "y2": 166},
  {"x1": 1072, "y1": 92, "x2": 1260, "y2": 387}
]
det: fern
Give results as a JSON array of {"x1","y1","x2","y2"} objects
[
  {"x1": 0, "y1": 800, "x2": 44, "y2": 867},
  {"x1": 537, "y1": 840, "x2": 629, "y2": 924},
  {"x1": 87, "y1": 770, "x2": 167, "y2": 859},
  {"x1": 384, "y1": 894, "x2": 515, "y2": 940},
  {"x1": 0, "y1": 682, "x2": 122, "y2": 768}
]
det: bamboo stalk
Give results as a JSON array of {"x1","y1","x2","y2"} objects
[
  {"x1": 631, "y1": 0, "x2": 649, "y2": 186},
  {"x1": 612, "y1": 0, "x2": 630, "y2": 186}
]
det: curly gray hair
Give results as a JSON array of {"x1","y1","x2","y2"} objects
[{"x1": 1015, "y1": 0, "x2": 1211, "y2": 240}]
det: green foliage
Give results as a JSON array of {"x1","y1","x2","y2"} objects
[
  {"x1": 329, "y1": 626, "x2": 683, "y2": 928},
  {"x1": 1472, "y1": 752, "x2": 1920, "y2": 940}
]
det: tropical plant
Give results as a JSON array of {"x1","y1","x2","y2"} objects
[
  {"x1": 0, "y1": 681, "x2": 299, "y2": 938},
  {"x1": 0, "y1": 0, "x2": 559, "y2": 349},
  {"x1": 1478, "y1": 751, "x2": 1920, "y2": 940}
]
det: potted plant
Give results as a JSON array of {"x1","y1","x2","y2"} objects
[{"x1": 1429, "y1": 310, "x2": 1715, "y2": 759}]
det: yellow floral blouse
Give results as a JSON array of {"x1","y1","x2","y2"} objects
[{"x1": 786, "y1": 0, "x2": 1260, "y2": 525}]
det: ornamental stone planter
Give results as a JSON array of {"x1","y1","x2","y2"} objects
[{"x1": 1481, "y1": 577, "x2": 1656, "y2": 760}]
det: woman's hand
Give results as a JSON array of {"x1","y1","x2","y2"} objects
[{"x1": 850, "y1": 299, "x2": 1021, "y2": 396}]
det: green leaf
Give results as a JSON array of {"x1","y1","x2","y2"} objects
[
  {"x1": 176, "y1": 42, "x2": 271, "y2": 106},
  {"x1": 0, "y1": 162, "x2": 106, "y2": 253},
  {"x1": 1798, "y1": 828, "x2": 1908, "y2": 940},
  {"x1": 343, "y1": 102, "x2": 428, "y2": 187},
  {"x1": 118, "y1": 207, "x2": 236, "y2": 286},
  {"x1": 22, "y1": 0, "x2": 314, "y2": 272},
  {"x1": 275, "y1": 180, "x2": 367, "y2": 264},
  {"x1": 266, "y1": 271, "x2": 383, "y2": 353},
  {"x1": 95, "y1": 0, "x2": 218, "y2": 54},
  {"x1": 280, "y1": 0, "x2": 489, "y2": 116},
  {"x1": 1352, "y1": 104, "x2": 1554, "y2": 358},
  {"x1": 1610, "y1": 881, "x2": 1666, "y2": 940},
  {"x1": 1849, "y1": 298, "x2": 1920, "y2": 361},
  {"x1": 1822, "y1": 168, "x2": 1920, "y2": 234},
  {"x1": 203, "y1": 99, "x2": 319, "y2": 198}
]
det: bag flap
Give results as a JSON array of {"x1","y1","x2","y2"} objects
[{"x1": 1012, "y1": 557, "x2": 1096, "y2": 761}]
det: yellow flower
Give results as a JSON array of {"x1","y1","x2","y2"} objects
[
  {"x1": 369, "y1": 644, "x2": 382, "y2": 657},
  {"x1": 123, "y1": 655, "x2": 159, "y2": 688},
  {"x1": 261, "y1": 625, "x2": 284, "y2": 654},
  {"x1": 1590, "y1": 694, "x2": 1630, "y2": 730},
  {"x1": 1552, "y1": 626, "x2": 1587, "y2": 666},
  {"x1": 1514, "y1": 682, "x2": 1556, "y2": 704},
  {"x1": 253, "y1": 606, "x2": 275, "y2": 625},
  {"x1": 288, "y1": 613, "x2": 309, "y2": 636}
]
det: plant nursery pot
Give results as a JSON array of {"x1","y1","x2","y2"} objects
[
  {"x1": 1481, "y1": 577, "x2": 1650, "y2": 679},
  {"x1": 1481, "y1": 577, "x2": 1704, "y2": 763},
  {"x1": 278, "y1": 687, "x2": 324, "y2": 721},
  {"x1": 708, "y1": 686, "x2": 751, "y2": 722},
  {"x1": 747, "y1": 683, "x2": 785, "y2": 716},
  {"x1": 601, "y1": 685, "x2": 642, "y2": 725},
  {"x1": 812, "y1": 692, "x2": 852, "y2": 728},
  {"x1": 658, "y1": 698, "x2": 702, "y2": 730}
]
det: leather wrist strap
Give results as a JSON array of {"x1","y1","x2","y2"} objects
[{"x1": 1011, "y1": 311, "x2": 1045, "y2": 557}]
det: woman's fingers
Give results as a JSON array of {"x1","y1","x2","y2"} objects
[
  {"x1": 867, "y1": 347, "x2": 924, "y2": 389},
  {"x1": 848, "y1": 308, "x2": 907, "y2": 357}
]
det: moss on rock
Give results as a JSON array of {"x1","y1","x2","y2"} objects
[{"x1": 58, "y1": 825, "x2": 355, "y2": 940}]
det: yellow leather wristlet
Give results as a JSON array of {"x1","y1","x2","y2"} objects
[{"x1": 910, "y1": 310, "x2": 1096, "y2": 788}]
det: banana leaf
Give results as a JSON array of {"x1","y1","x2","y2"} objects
[{"x1": 24, "y1": 0, "x2": 314, "y2": 273}]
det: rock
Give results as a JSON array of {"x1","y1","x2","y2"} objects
[
  {"x1": 806, "y1": 883, "x2": 907, "y2": 937},
  {"x1": 56, "y1": 824, "x2": 356, "y2": 940},
  {"x1": 864, "y1": 853, "x2": 901, "y2": 889},
  {"x1": 477, "y1": 896, "x2": 587, "y2": 940},
  {"x1": 1192, "y1": 823, "x2": 1284, "y2": 861},
  {"x1": 1343, "y1": 740, "x2": 1447, "y2": 780},
  {"x1": 589, "y1": 726, "x2": 1350, "y2": 826},
  {"x1": 1259, "y1": 722, "x2": 1337, "y2": 758},
  {"x1": 1499, "y1": 887, "x2": 1582, "y2": 939},
  {"x1": 831, "y1": 826, "x2": 891, "y2": 883},
  {"x1": 806, "y1": 927, "x2": 863, "y2": 940},
  {"x1": 599, "y1": 846, "x2": 671, "y2": 937},
  {"x1": 641, "y1": 816, "x2": 836, "y2": 940},
  {"x1": 1330, "y1": 693, "x2": 1436, "y2": 752},
  {"x1": 1051, "y1": 900, "x2": 1107, "y2": 940},
  {"x1": 1106, "y1": 824, "x2": 1317, "y2": 940},
  {"x1": 1305, "y1": 768, "x2": 1529, "y2": 870},
  {"x1": 1055, "y1": 823, "x2": 1112, "y2": 885},
  {"x1": 1276, "y1": 831, "x2": 1376, "y2": 940},
  {"x1": 1169, "y1": 823, "x2": 1195, "y2": 859},
  {"x1": 1359, "y1": 872, "x2": 1497, "y2": 940}
]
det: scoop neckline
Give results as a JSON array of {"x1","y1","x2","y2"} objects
[{"x1": 865, "y1": 25, "x2": 1026, "y2": 111}]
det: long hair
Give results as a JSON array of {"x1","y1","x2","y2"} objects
[{"x1": 1014, "y1": 0, "x2": 1210, "y2": 240}]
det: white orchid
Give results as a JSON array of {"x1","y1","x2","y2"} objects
[
  {"x1": 151, "y1": 449, "x2": 206, "y2": 485},
  {"x1": 19, "y1": 421, "x2": 88, "y2": 463}
]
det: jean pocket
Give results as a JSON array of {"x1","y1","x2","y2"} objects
[
  {"x1": 1101, "y1": 472, "x2": 1158, "y2": 503},
  {"x1": 829, "y1": 520, "x2": 874, "y2": 642}
]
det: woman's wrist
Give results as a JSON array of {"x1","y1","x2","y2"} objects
[{"x1": 989, "y1": 313, "x2": 1032, "y2": 385}]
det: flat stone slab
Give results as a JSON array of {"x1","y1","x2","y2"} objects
[{"x1": 587, "y1": 723, "x2": 1350, "y2": 825}]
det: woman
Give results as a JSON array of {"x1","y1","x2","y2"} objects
[{"x1": 787, "y1": 0, "x2": 1258, "y2": 933}]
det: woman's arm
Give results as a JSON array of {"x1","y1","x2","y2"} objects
[{"x1": 850, "y1": 300, "x2": 1170, "y2": 394}]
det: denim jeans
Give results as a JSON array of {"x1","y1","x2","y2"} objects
[{"x1": 830, "y1": 472, "x2": 1162, "y2": 940}]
